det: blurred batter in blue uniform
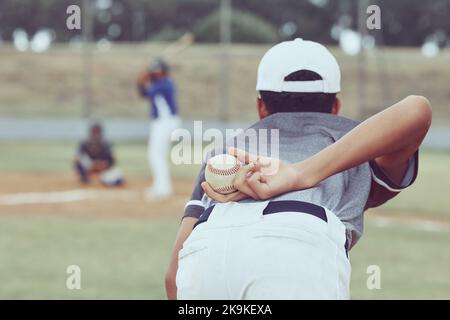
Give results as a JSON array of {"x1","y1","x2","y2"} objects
[{"x1": 137, "y1": 59, "x2": 181, "y2": 200}]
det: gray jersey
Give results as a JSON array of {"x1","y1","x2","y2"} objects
[{"x1": 184, "y1": 112, "x2": 418, "y2": 249}]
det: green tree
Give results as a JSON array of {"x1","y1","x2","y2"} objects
[{"x1": 193, "y1": 9, "x2": 278, "y2": 43}]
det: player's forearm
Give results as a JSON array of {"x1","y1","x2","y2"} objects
[
  {"x1": 294, "y1": 95, "x2": 432, "y2": 188},
  {"x1": 165, "y1": 217, "x2": 198, "y2": 300}
]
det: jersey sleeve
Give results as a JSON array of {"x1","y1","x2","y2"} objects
[
  {"x1": 141, "y1": 84, "x2": 151, "y2": 97},
  {"x1": 365, "y1": 151, "x2": 419, "y2": 209},
  {"x1": 143, "y1": 81, "x2": 165, "y2": 98},
  {"x1": 77, "y1": 141, "x2": 87, "y2": 156},
  {"x1": 183, "y1": 163, "x2": 207, "y2": 219}
]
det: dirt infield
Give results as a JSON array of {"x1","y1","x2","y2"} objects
[
  {"x1": 0, "y1": 171, "x2": 195, "y2": 218},
  {"x1": 3, "y1": 171, "x2": 450, "y2": 230}
]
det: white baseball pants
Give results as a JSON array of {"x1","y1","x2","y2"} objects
[
  {"x1": 148, "y1": 116, "x2": 181, "y2": 194},
  {"x1": 176, "y1": 201, "x2": 351, "y2": 300}
]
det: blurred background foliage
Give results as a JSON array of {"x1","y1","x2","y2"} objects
[
  {"x1": 1, "y1": 0, "x2": 450, "y2": 45},
  {"x1": 192, "y1": 9, "x2": 278, "y2": 44}
]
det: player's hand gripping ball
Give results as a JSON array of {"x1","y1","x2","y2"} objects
[{"x1": 205, "y1": 154, "x2": 242, "y2": 194}]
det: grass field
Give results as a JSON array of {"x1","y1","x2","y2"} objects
[
  {"x1": 1, "y1": 43, "x2": 450, "y2": 121},
  {"x1": 0, "y1": 215, "x2": 175, "y2": 299},
  {"x1": 0, "y1": 142, "x2": 449, "y2": 299},
  {"x1": 1, "y1": 141, "x2": 449, "y2": 217},
  {"x1": 0, "y1": 214, "x2": 448, "y2": 299}
]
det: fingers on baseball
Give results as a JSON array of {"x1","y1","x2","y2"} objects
[
  {"x1": 228, "y1": 147, "x2": 277, "y2": 176},
  {"x1": 233, "y1": 164, "x2": 260, "y2": 200},
  {"x1": 228, "y1": 147, "x2": 259, "y2": 164},
  {"x1": 201, "y1": 182, "x2": 247, "y2": 203},
  {"x1": 233, "y1": 163, "x2": 255, "y2": 185},
  {"x1": 201, "y1": 181, "x2": 223, "y2": 201}
]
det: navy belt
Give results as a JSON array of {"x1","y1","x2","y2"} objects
[{"x1": 193, "y1": 200, "x2": 327, "y2": 230}]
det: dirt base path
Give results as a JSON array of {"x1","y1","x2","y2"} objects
[{"x1": 0, "y1": 172, "x2": 195, "y2": 218}]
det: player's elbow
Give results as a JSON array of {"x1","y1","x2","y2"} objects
[{"x1": 405, "y1": 95, "x2": 432, "y2": 133}]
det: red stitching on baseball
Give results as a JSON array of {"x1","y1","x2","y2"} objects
[
  {"x1": 214, "y1": 185, "x2": 237, "y2": 193},
  {"x1": 207, "y1": 162, "x2": 240, "y2": 176}
]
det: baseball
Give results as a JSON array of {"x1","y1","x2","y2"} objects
[{"x1": 205, "y1": 154, "x2": 241, "y2": 194}]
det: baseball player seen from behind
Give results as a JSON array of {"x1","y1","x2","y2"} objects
[
  {"x1": 137, "y1": 58, "x2": 181, "y2": 200},
  {"x1": 165, "y1": 39, "x2": 432, "y2": 300}
]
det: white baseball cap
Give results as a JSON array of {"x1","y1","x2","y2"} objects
[{"x1": 256, "y1": 38, "x2": 341, "y2": 93}]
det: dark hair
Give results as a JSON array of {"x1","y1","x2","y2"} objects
[
  {"x1": 90, "y1": 122, "x2": 102, "y2": 133},
  {"x1": 150, "y1": 58, "x2": 169, "y2": 74},
  {"x1": 259, "y1": 70, "x2": 336, "y2": 114}
]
